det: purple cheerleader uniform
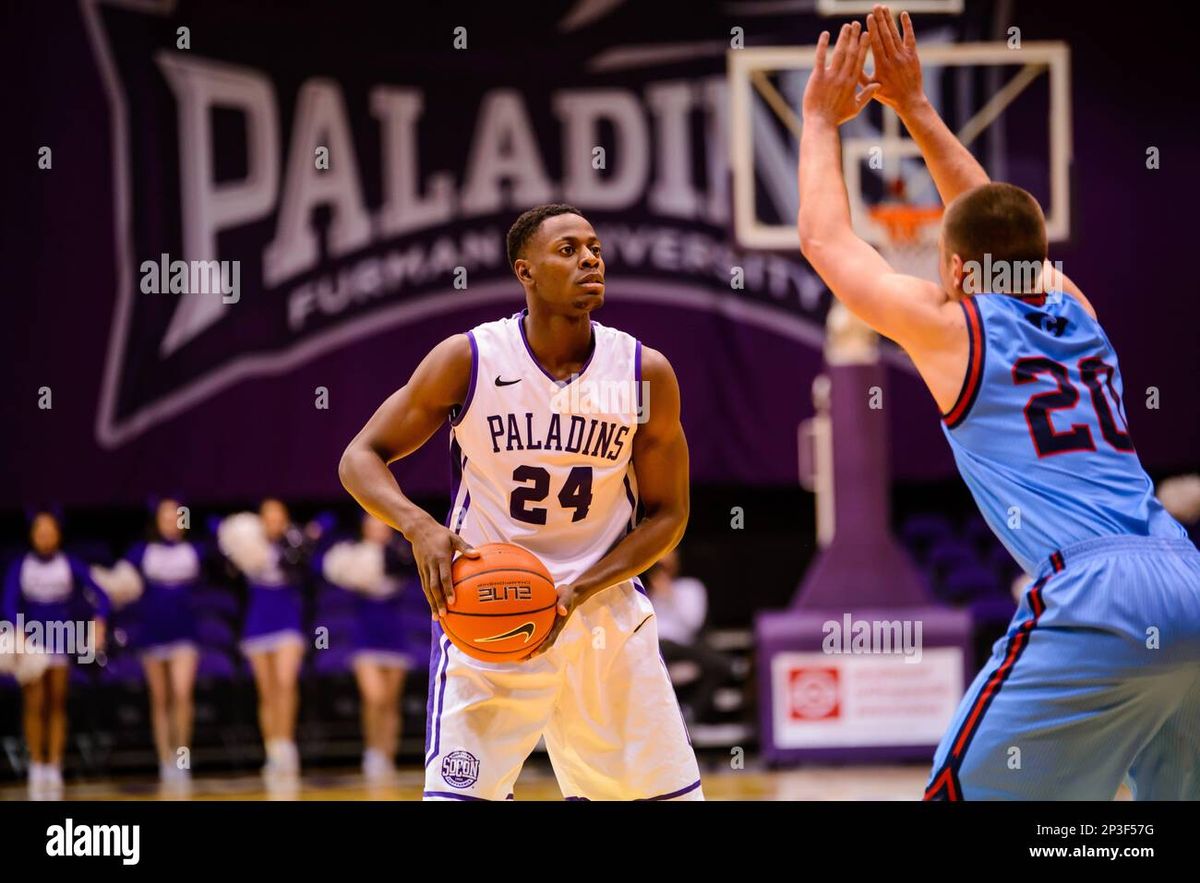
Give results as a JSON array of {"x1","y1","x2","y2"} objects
[
  {"x1": 240, "y1": 545, "x2": 305, "y2": 655},
  {"x1": 351, "y1": 575, "x2": 418, "y2": 669},
  {"x1": 125, "y1": 541, "x2": 200, "y2": 659},
  {"x1": 3, "y1": 552, "x2": 110, "y2": 667}
]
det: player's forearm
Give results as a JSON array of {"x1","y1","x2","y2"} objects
[
  {"x1": 570, "y1": 506, "x2": 687, "y2": 600},
  {"x1": 338, "y1": 444, "x2": 434, "y2": 539},
  {"x1": 896, "y1": 96, "x2": 989, "y2": 204},
  {"x1": 797, "y1": 115, "x2": 854, "y2": 247}
]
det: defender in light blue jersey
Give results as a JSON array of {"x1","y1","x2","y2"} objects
[
  {"x1": 795, "y1": 10, "x2": 1200, "y2": 800},
  {"x1": 941, "y1": 290, "x2": 1187, "y2": 576}
]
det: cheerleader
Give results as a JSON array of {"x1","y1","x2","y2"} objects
[
  {"x1": 321, "y1": 514, "x2": 418, "y2": 782},
  {"x1": 218, "y1": 499, "x2": 309, "y2": 781},
  {"x1": 122, "y1": 497, "x2": 202, "y2": 787},
  {"x1": 1, "y1": 511, "x2": 108, "y2": 798}
]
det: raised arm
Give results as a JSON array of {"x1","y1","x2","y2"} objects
[
  {"x1": 531, "y1": 346, "x2": 689, "y2": 655},
  {"x1": 865, "y1": 7, "x2": 988, "y2": 204},
  {"x1": 865, "y1": 5, "x2": 1094, "y2": 317},
  {"x1": 338, "y1": 334, "x2": 480, "y2": 619},
  {"x1": 797, "y1": 23, "x2": 955, "y2": 351}
]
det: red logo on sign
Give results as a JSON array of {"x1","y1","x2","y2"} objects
[{"x1": 787, "y1": 667, "x2": 840, "y2": 720}]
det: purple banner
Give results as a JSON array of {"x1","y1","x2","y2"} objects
[{"x1": 2, "y1": 0, "x2": 1196, "y2": 507}]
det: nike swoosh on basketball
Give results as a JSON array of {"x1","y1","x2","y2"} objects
[
  {"x1": 476, "y1": 622, "x2": 536, "y2": 644},
  {"x1": 495, "y1": 376, "x2": 521, "y2": 387}
]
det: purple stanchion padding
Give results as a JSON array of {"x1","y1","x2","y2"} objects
[
  {"x1": 794, "y1": 363, "x2": 929, "y2": 609},
  {"x1": 758, "y1": 362, "x2": 973, "y2": 764}
]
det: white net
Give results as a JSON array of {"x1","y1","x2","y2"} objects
[{"x1": 870, "y1": 205, "x2": 944, "y2": 284}]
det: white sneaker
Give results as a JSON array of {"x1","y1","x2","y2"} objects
[
  {"x1": 160, "y1": 762, "x2": 192, "y2": 790},
  {"x1": 362, "y1": 749, "x2": 395, "y2": 783},
  {"x1": 44, "y1": 764, "x2": 64, "y2": 797},
  {"x1": 262, "y1": 744, "x2": 299, "y2": 781},
  {"x1": 276, "y1": 741, "x2": 300, "y2": 778},
  {"x1": 27, "y1": 763, "x2": 46, "y2": 799}
]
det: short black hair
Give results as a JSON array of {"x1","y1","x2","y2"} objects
[
  {"x1": 506, "y1": 203, "x2": 583, "y2": 271},
  {"x1": 943, "y1": 183, "x2": 1047, "y2": 286}
]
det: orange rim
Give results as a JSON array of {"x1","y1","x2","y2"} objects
[{"x1": 868, "y1": 204, "x2": 943, "y2": 244}]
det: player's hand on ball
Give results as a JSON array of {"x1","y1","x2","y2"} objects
[
  {"x1": 863, "y1": 6, "x2": 924, "y2": 114},
  {"x1": 802, "y1": 22, "x2": 879, "y2": 126},
  {"x1": 408, "y1": 516, "x2": 480, "y2": 618},
  {"x1": 528, "y1": 584, "x2": 578, "y2": 659}
]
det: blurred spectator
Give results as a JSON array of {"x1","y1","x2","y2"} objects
[{"x1": 647, "y1": 549, "x2": 734, "y2": 724}]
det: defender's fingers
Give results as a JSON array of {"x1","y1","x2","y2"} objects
[
  {"x1": 874, "y1": 6, "x2": 898, "y2": 56},
  {"x1": 842, "y1": 23, "x2": 866, "y2": 78},
  {"x1": 851, "y1": 29, "x2": 871, "y2": 78},
  {"x1": 814, "y1": 30, "x2": 830, "y2": 71},
  {"x1": 867, "y1": 11, "x2": 887, "y2": 61},
  {"x1": 900, "y1": 10, "x2": 916, "y2": 49},
  {"x1": 830, "y1": 23, "x2": 852, "y2": 71},
  {"x1": 885, "y1": 5, "x2": 905, "y2": 49},
  {"x1": 883, "y1": 5, "x2": 902, "y2": 53}
]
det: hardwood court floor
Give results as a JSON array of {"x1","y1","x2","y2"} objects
[{"x1": 0, "y1": 762, "x2": 1130, "y2": 801}]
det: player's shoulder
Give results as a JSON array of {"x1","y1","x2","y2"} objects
[
  {"x1": 458, "y1": 312, "x2": 527, "y2": 352},
  {"x1": 636, "y1": 343, "x2": 679, "y2": 392},
  {"x1": 428, "y1": 332, "x2": 474, "y2": 364}
]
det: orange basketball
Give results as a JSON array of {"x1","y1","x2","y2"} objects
[{"x1": 442, "y1": 543, "x2": 559, "y2": 662}]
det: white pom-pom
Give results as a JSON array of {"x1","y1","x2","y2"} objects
[
  {"x1": 0, "y1": 633, "x2": 51, "y2": 684},
  {"x1": 1157, "y1": 474, "x2": 1200, "y2": 524},
  {"x1": 218, "y1": 512, "x2": 272, "y2": 576},
  {"x1": 91, "y1": 560, "x2": 144, "y2": 608},
  {"x1": 323, "y1": 541, "x2": 386, "y2": 595},
  {"x1": 13, "y1": 646, "x2": 50, "y2": 684}
]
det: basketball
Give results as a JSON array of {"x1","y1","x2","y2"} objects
[{"x1": 441, "y1": 543, "x2": 559, "y2": 662}]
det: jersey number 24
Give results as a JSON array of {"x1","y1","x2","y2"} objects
[{"x1": 509, "y1": 465, "x2": 594, "y2": 524}]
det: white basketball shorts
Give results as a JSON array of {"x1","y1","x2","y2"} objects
[{"x1": 423, "y1": 579, "x2": 704, "y2": 801}]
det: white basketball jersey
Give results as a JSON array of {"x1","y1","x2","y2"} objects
[{"x1": 446, "y1": 309, "x2": 643, "y2": 586}]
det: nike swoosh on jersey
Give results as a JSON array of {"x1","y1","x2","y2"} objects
[
  {"x1": 475, "y1": 622, "x2": 536, "y2": 644},
  {"x1": 494, "y1": 376, "x2": 522, "y2": 386}
]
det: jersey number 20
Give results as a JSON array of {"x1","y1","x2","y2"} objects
[
  {"x1": 510, "y1": 465, "x2": 594, "y2": 524},
  {"x1": 1013, "y1": 356, "x2": 1134, "y2": 457}
]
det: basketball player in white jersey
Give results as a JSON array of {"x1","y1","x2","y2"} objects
[{"x1": 339, "y1": 204, "x2": 703, "y2": 801}]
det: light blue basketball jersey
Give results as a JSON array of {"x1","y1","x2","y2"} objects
[{"x1": 940, "y1": 291, "x2": 1187, "y2": 575}]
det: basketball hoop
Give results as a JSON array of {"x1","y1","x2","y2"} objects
[{"x1": 869, "y1": 204, "x2": 944, "y2": 282}]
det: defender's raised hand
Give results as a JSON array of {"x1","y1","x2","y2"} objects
[
  {"x1": 864, "y1": 6, "x2": 925, "y2": 113},
  {"x1": 802, "y1": 22, "x2": 879, "y2": 126}
]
